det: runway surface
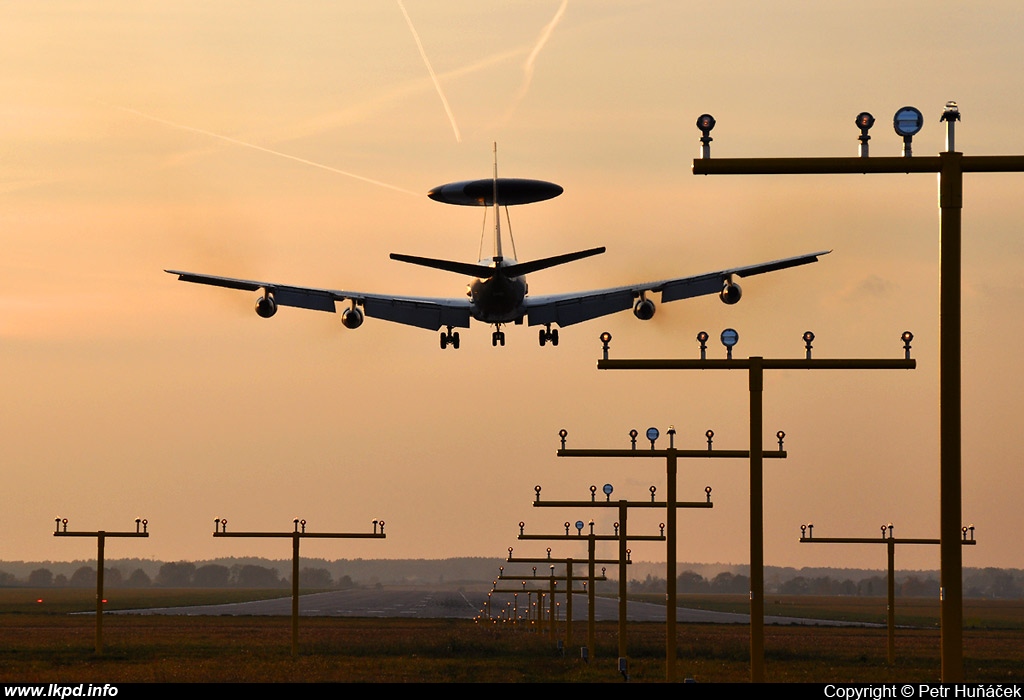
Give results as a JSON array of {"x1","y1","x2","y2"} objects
[{"x1": 115, "y1": 588, "x2": 877, "y2": 626}]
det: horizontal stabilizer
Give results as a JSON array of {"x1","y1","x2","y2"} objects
[
  {"x1": 501, "y1": 247, "x2": 606, "y2": 277},
  {"x1": 390, "y1": 253, "x2": 497, "y2": 278}
]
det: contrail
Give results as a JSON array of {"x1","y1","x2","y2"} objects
[
  {"x1": 112, "y1": 104, "x2": 419, "y2": 196},
  {"x1": 397, "y1": 0, "x2": 462, "y2": 143},
  {"x1": 522, "y1": 0, "x2": 569, "y2": 96},
  {"x1": 494, "y1": 0, "x2": 569, "y2": 127},
  {"x1": 263, "y1": 45, "x2": 525, "y2": 146}
]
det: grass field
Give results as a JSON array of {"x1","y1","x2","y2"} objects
[{"x1": 1, "y1": 589, "x2": 1021, "y2": 683}]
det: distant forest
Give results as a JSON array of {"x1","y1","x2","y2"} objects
[
  {"x1": 0, "y1": 558, "x2": 1020, "y2": 599},
  {"x1": 629, "y1": 568, "x2": 1023, "y2": 599}
]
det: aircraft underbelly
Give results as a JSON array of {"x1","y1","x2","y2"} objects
[
  {"x1": 471, "y1": 303, "x2": 524, "y2": 324},
  {"x1": 469, "y1": 275, "x2": 525, "y2": 324}
]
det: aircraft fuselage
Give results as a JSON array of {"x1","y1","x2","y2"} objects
[{"x1": 467, "y1": 258, "x2": 527, "y2": 323}]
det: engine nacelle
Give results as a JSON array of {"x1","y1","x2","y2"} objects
[
  {"x1": 633, "y1": 298, "x2": 656, "y2": 320},
  {"x1": 255, "y1": 295, "x2": 277, "y2": 318},
  {"x1": 720, "y1": 281, "x2": 742, "y2": 305},
  {"x1": 341, "y1": 307, "x2": 364, "y2": 329}
]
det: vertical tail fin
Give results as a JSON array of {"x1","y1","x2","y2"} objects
[{"x1": 492, "y1": 142, "x2": 503, "y2": 262}]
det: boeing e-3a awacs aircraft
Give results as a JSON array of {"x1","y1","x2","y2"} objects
[{"x1": 166, "y1": 165, "x2": 829, "y2": 349}]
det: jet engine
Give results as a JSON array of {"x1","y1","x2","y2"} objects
[
  {"x1": 720, "y1": 280, "x2": 742, "y2": 305},
  {"x1": 255, "y1": 294, "x2": 277, "y2": 318},
  {"x1": 633, "y1": 297, "x2": 656, "y2": 320},
  {"x1": 341, "y1": 307, "x2": 364, "y2": 329}
]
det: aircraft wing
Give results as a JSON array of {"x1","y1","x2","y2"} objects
[
  {"x1": 165, "y1": 270, "x2": 471, "y2": 331},
  {"x1": 522, "y1": 250, "x2": 830, "y2": 328}
]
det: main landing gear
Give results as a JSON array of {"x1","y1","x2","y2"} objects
[
  {"x1": 440, "y1": 326, "x2": 460, "y2": 350},
  {"x1": 538, "y1": 324, "x2": 559, "y2": 347}
]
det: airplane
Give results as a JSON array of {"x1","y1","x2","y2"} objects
[{"x1": 166, "y1": 159, "x2": 829, "y2": 350}]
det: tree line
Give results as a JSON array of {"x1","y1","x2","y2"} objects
[
  {"x1": 620, "y1": 567, "x2": 1024, "y2": 599},
  {"x1": 0, "y1": 562, "x2": 355, "y2": 589}
]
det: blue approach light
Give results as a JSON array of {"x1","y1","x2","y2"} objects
[
  {"x1": 646, "y1": 427, "x2": 659, "y2": 448},
  {"x1": 893, "y1": 106, "x2": 924, "y2": 157},
  {"x1": 893, "y1": 106, "x2": 924, "y2": 137},
  {"x1": 721, "y1": 328, "x2": 739, "y2": 359}
]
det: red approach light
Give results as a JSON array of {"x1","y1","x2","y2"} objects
[{"x1": 36, "y1": 599, "x2": 43, "y2": 604}]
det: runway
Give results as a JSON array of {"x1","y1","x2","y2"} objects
[{"x1": 114, "y1": 587, "x2": 877, "y2": 626}]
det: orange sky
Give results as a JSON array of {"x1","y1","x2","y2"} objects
[{"x1": 2, "y1": 1, "x2": 1023, "y2": 573}]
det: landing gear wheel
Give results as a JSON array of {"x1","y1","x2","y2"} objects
[
  {"x1": 440, "y1": 328, "x2": 460, "y2": 350},
  {"x1": 539, "y1": 326, "x2": 559, "y2": 347}
]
